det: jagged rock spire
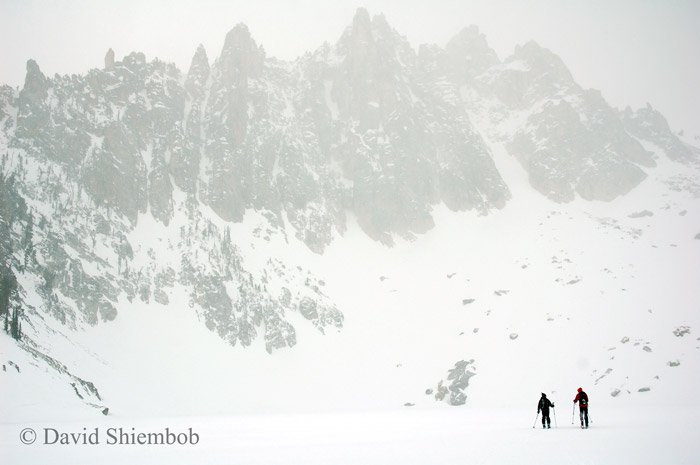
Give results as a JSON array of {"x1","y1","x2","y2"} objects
[
  {"x1": 105, "y1": 48, "x2": 115, "y2": 70},
  {"x1": 219, "y1": 23, "x2": 264, "y2": 84},
  {"x1": 23, "y1": 59, "x2": 47, "y2": 97},
  {"x1": 186, "y1": 44, "x2": 210, "y2": 95},
  {"x1": 190, "y1": 44, "x2": 209, "y2": 70}
]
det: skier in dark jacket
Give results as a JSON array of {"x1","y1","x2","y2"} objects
[
  {"x1": 537, "y1": 393, "x2": 554, "y2": 429},
  {"x1": 573, "y1": 387, "x2": 589, "y2": 428}
]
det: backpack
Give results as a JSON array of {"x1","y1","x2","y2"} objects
[{"x1": 579, "y1": 392, "x2": 588, "y2": 407}]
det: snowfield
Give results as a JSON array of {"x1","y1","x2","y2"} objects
[{"x1": 2, "y1": 406, "x2": 698, "y2": 465}]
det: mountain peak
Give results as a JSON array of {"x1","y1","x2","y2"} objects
[
  {"x1": 186, "y1": 44, "x2": 210, "y2": 94},
  {"x1": 445, "y1": 24, "x2": 500, "y2": 77},
  {"x1": 337, "y1": 8, "x2": 411, "y2": 59},
  {"x1": 455, "y1": 24, "x2": 482, "y2": 41},
  {"x1": 510, "y1": 40, "x2": 573, "y2": 83},
  {"x1": 513, "y1": 40, "x2": 553, "y2": 61},
  {"x1": 353, "y1": 7, "x2": 371, "y2": 28},
  {"x1": 219, "y1": 23, "x2": 264, "y2": 82},
  {"x1": 511, "y1": 40, "x2": 548, "y2": 62},
  {"x1": 25, "y1": 59, "x2": 43, "y2": 79},
  {"x1": 222, "y1": 23, "x2": 253, "y2": 53},
  {"x1": 105, "y1": 48, "x2": 115, "y2": 70},
  {"x1": 347, "y1": 8, "x2": 397, "y2": 42},
  {"x1": 345, "y1": 7, "x2": 373, "y2": 46},
  {"x1": 191, "y1": 43, "x2": 209, "y2": 67},
  {"x1": 22, "y1": 59, "x2": 48, "y2": 97},
  {"x1": 371, "y1": 12, "x2": 389, "y2": 29}
]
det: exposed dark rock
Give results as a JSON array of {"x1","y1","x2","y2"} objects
[
  {"x1": 431, "y1": 359, "x2": 476, "y2": 406},
  {"x1": 673, "y1": 326, "x2": 690, "y2": 337},
  {"x1": 105, "y1": 48, "x2": 115, "y2": 70},
  {"x1": 628, "y1": 210, "x2": 654, "y2": 218}
]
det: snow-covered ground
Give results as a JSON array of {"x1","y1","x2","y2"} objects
[{"x1": 2, "y1": 405, "x2": 698, "y2": 465}]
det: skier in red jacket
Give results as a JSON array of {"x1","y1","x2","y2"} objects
[{"x1": 573, "y1": 387, "x2": 589, "y2": 428}]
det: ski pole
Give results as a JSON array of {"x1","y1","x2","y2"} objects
[
  {"x1": 553, "y1": 407, "x2": 557, "y2": 428},
  {"x1": 571, "y1": 404, "x2": 575, "y2": 424},
  {"x1": 532, "y1": 412, "x2": 539, "y2": 429}
]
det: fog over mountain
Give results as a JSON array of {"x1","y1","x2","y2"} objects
[{"x1": 1, "y1": 7, "x2": 698, "y2": 434}]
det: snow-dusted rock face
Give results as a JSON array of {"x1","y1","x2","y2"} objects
[
  {"x1": 0, "y1": 8, "x2": 697, "y2": 373},
  {"x1": 459, "y1": 39, "x2": 668, "y2": 202},
  {"x1": 300, "y1": 10, "x2": 510, "y2": 245},
  {"x1": 621, "y1": 103, "x2": 697, "y2": 165},
  {"x1": 429, "y1": 359, "x2": 476, "y2": 406}
]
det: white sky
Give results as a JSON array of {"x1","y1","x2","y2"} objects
[{"x1": 1, "y1": 0, "x2": 698, "y2": 137}]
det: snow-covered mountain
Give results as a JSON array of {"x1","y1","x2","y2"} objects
[{"x1": 1, "y1": 8, "x2": 699, "y2": 420}]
